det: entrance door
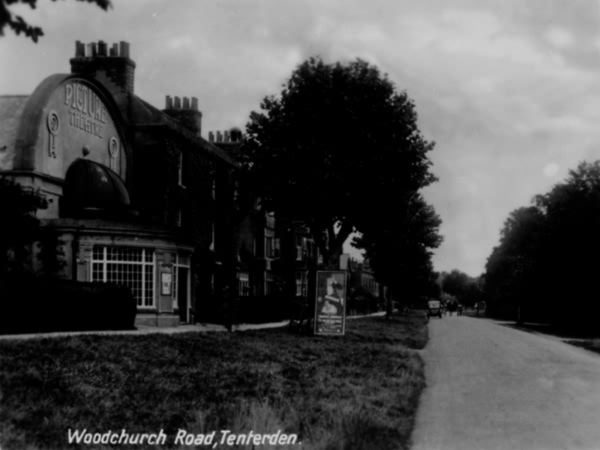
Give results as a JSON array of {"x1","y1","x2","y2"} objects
[{"x1": 177, "y1": 267, "x2": 189, "y2": 323}]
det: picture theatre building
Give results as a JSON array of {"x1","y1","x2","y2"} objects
[{"x1": 0, "y1": 41, "x2": 239, "y2": 326}]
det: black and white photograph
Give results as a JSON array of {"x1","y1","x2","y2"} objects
[
  {"x1": 314, "y1": 271, "x2": 346, "y2": 336},
  {"x1": 1, "y1": 1, "x2": 600, "y2": 449}
]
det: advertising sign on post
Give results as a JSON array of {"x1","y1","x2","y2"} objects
[
  {"x1": 161, "y1": 272, "x2": 172, "y2": 296},
  {"x1": 314, "y1": 271, "x2": 346, "y2": 336}
]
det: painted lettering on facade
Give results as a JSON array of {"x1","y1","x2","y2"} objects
[{"x1": 64, "y1": 83, "x2": 108, "y2": 139}]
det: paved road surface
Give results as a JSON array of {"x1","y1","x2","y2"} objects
[{"x1": 411, "y1": 316, "x2": 600, "y2": 450}]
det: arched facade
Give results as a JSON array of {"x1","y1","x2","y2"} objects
[{"x1": 1, "y1": 73, "x2": 195, "y2": 327}]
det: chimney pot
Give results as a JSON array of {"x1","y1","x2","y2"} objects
[
  {"x1": 166, "y1": 95, "x2": 173, "y2": 109},
  {"x1": 85, "y1": 43, "x2": 95, "y2": 57},
  {"x1": 75, "y1": 40, "x2": 85, "y2": 57},
  {"x1": 224, "y1": 130, "x2": 230, "y2": 142},
  {"x1": 209, "y1": 131, "x2": 215, "y2": 143},
  {"x1": 183, "y1": 97, "x2": 190, "y2": 109},
  {"x1": 110, "y1": 43, "x2": 118, "y2": 56},
  {"x1": 191, "y1": 97, "x2": 198, "y2": 111},
  {"x1": 217, "y1": 131, "x2": 223, "y2": 143},
  {"x1": 174, "y1": 96, "x2": 181, "y2": 109},
  {"x1": 97, "y1": 41, "x2": 107, "y2": 56},
  {"x1": 119, "y1": 41, "x2": 130, "y2": 58},
  {"x1": 230, "y1": 127, "x2": 243, "y2": 142}
]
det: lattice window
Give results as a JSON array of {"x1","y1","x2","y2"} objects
[
  {"x1": 91, "y1": 246, "x2": 155, "y2": 308},
  {"x1": 238, "y1": 271, "x2": 250, "y2": 297},
  {"x1": 296, "y1": 271, "x2": 307, "y2": 297}
]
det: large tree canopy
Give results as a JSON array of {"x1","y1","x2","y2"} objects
[
  {"x1": 0, "y1": 0, "x2": 111, "y2": 42},
  {"x1": 244, "y1": 57, "x2": 438, "y2": 268}
]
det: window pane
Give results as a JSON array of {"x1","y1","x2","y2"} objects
[{"x1": 91, "y1": 246, "x2": 155, "y2": 307}]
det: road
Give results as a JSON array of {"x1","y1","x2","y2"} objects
[{"x1": 410, "y1": 316, "x2": 600, "y2": 450}]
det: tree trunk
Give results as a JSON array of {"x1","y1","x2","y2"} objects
[{"x1": 321, "y1": 220, "x2": 354, "y2": 269}]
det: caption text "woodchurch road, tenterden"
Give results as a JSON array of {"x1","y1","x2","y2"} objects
[{"x1": 67, "y1": 428, "x2": 300, "y2": 447}]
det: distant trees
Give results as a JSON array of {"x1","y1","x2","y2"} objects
[
  {"x1": 441, "y1": 270, "x2": 470, "y2": 299},
  {"x1": 484, "y1": 161, "x2": 600, "y2": 332},
  {"x1": 440, "y1": 269, "x2": 483, "y2": 308},
  {"x1": 243, "y1": 56, "x2": 442, "y2": 306},
  {"x1": 0, "y1": 0, "x2": 111, "y2": 42}
]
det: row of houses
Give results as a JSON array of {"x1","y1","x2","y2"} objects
[{"x1": 0, "y1": 40, "x2": 384, "y2": 327}]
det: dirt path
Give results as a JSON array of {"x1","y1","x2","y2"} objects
[{"x1": 411, "y1": 316, "x2": 600, "y2": 450}]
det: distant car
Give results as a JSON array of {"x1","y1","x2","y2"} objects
[{"x1": 427, "y1": 300, "x2": 443, "y2": 319}]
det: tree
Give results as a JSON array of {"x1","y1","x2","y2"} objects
[
  {"x1": 244, "y1": 57, "x2": 438, "y2": 269},
  {"x1": 483, "y1": 206, "x2": 545, "y2": 322},
  {"x1": 353, "y1": 193, "x2": 443, "y2": 314},
  {"x1": 37, "y1": 225, "x2": 66, "y2": 277},
  {"x1": 440, "y1": 270, "x2": 483, "y2": 309},
  {"x1": 441, "y1": 269, "x2": 471, "y2": 300},
  {"x1": 0, "y1": 177, "x2": 48, "y2": 278},
  {"x1": 463, "y1": 277, "x2": 484, "y2": 309},
  {"x1": 0, "y1": 0, "x2": 111, "y2": 42},
  {"x1": 531, "y1": 161, "x2": 600, "y2": 331}
]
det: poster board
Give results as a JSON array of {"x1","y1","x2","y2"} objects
[
  {"x1": 161, "y1": 272, "x2": 173, "y2": 296},
  {"x1": 314, "y1": 271, "x2": 346, "y2": 336}
]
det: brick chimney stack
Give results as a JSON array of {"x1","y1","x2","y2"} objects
[
  {"x1": 208, "y1": 127, "x2": 243, "y2": 144},
  {"x1": 163, "y1": 95, "x2": 203, "y2": 137},
  {"x1": 70, "y1": 40, "x2": 136, "y2": 103}
]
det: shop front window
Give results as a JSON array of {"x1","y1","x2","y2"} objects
[{"x1": 91, "y1": 246, "x2": 155, "y2": 308}]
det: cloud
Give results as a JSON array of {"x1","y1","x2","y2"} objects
[
  {"x1": 544, "y1": 27, "x2": 575, "y2": 49},
  {"x1": 3, "y1": 0, "x2": 600, "y2": 277}
]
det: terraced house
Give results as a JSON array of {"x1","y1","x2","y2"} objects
[{"x1": 209, "y1": 132, "x2": 321, "y2": 322}]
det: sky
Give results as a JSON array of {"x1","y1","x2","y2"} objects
[{"x1": 2, "y1": 0, "x2": 600, "y2": 277}]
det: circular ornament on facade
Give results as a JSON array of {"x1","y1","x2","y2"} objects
[
  {"x1": 109, "y1": 137, "x2": 119, "y2": 158},
  {"x1": 47, "y1": 111, "x2": 60, "y2": 135}
]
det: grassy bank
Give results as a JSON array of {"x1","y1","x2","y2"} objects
[{"x1": 0, "y1": 314, "x2": 428, "y2": 450}]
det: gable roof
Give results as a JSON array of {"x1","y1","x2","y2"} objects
[{"x1": 129, "y1": 95, "x2": 238, "y2": 167}]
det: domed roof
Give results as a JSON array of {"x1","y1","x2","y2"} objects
[{"x1": 63, "y1": 158, "x2": 130, "y2": 214}]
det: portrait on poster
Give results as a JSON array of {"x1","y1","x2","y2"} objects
[{"x1": 314, "y1": 271, "x2": 346, "y2": 336}]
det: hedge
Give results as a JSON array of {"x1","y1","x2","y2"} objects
[{"x1": 0, "y1": 276, "x2": 137, "y2": 334}]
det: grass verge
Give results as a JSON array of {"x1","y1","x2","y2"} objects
[{"x1": 0, "y1": 314, "x2": 428, "y2": 450}]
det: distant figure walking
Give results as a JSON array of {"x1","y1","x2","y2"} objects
[{"x1": 447, "y1": 299, "x2": 458, "y2": 316}]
